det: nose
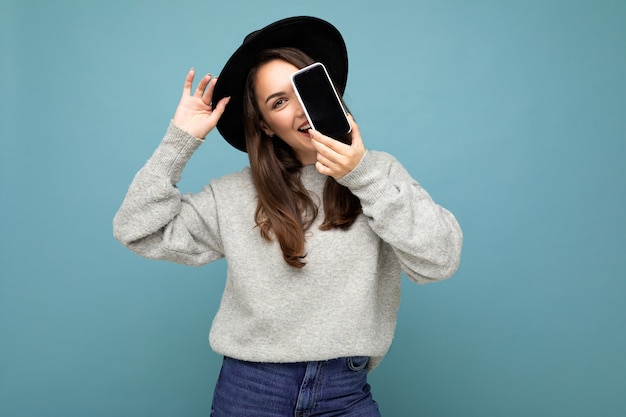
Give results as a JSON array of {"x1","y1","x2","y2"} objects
[{"x1": 295, "y1": 101, "x2": 306, "y2": 117}]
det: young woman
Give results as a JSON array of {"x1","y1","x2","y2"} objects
[{"x1": 114, "y1": 16, "x2": 462, "y2": 417}]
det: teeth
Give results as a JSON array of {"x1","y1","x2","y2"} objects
[{"x1": 298, "y1": 125, "x2": 311, "y2": 132}]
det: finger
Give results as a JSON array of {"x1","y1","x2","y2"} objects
[
  {"x1": 311, "y1": 134, "x2": 342, "y2": 163},
  {"x1": 316, "y1": 152, "x2": 341, "y2": 173},
  {"x1": 316, "y1": 145, "x2": 342, "y2": 167},
  {"x1": 202, "y1": 76, "x2": 218, "y2": 105},
  {"x1": 315, "y1": 149, "x2": 331, "y2": 165},
  {"x1": 209, "y1": 96, "x2": 231, "y2": 120},
  {"x1": 310, "y1": 128, "x2": 349, "y2": 153},
  {"x1": 315, "y1": 160, "x2": 332, "y2": 176},
  {"x1": 309, "y1": 130, "x2": 350, "y2": 164},
  {"x1": 316, "y1": 146, "x2": 352, "y2": 179},
  {"x1": 194, "y1": 73, "x2": 212, "y2": 99},
  {"x1": 182, "y1": 68, "x2": 195, "y2": 96}
]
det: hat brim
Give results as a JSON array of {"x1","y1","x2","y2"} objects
[{"x1": 213, "y1": 16, "x2": 348, "y2": 152}]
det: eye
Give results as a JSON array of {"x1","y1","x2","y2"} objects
[{"x1": 272, "y1": 98, "x2": 287, "y2": 109}]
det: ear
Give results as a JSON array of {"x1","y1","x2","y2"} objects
[{"x1": 260, "y1": 120, "x2": 274, "y2": 137}]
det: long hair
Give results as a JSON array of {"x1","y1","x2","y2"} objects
[{"x1": 243, "y1": 47, "x2": 362, "y2": 268}]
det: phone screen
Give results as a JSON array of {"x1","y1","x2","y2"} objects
[{"x1": 291, "y1": 63, "x2": 351, "y2": 143}]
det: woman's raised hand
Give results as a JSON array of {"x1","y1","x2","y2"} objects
[
  {"x1": 172, "y1": 68, "x2": 230, "y2": 139},
  {"x1": 310, "y1": 114, "x2": 366, "y2": 179}
]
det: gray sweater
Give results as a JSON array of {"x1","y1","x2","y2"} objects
[{"x1": 113, "y1": 122, "x2": 463, "y2": 370}]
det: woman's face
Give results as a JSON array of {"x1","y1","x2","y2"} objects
[{"x1": 254, "y1": 59, "x2": 317, "y2": 165}]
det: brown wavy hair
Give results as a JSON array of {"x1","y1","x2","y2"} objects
[{"x1": 243, "y1": 48, "x2": 362, "y2": 268}]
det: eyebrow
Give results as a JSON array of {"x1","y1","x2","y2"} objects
[{"x1": 264, "y1": 91, "x2": 287, "y2": 105}]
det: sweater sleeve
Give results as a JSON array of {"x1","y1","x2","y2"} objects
[
  {"x1": 112, "y1": 122, "x2": 224, "y2": 266},
  {"x1": 337, "y1": 151, "x2": 463, "y2": 283}
]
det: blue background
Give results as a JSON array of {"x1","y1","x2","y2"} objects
[{"x1": 1, "y1": 0, "x2": 625, "y2": 416}]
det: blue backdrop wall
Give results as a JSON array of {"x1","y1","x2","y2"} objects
[{"x1": 1, "y1": 1, "x2": 624, "y2": 416}]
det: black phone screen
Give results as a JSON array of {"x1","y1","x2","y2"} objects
[{"x1": 292, "y1": 63, "x2": 351, "y2": 142}]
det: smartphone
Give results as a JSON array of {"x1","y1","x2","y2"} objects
[{"x1": 291, "y1": 62, "x2": 352, "y2": 143}]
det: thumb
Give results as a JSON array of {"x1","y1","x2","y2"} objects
[
  {"x1": 214, "y1": 96, "x2": 231, "y2": 113},
  {"x1": 347, "y1": 114, "x2": 364, "y2": 149},
  {"x1": 210, "y1": 96, "x2": 231, "y2": 122}
]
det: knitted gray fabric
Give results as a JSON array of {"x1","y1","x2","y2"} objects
[{"x1": 113, "y1": 122, "x2": 463, "y2": 370}]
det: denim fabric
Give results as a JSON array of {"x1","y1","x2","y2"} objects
[{"x1": 210, "y1": 356, "x2": 382, "y2": 417}]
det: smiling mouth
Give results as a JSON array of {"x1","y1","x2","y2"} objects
[{"x1": 298, "y1": 124, "x2": 311, "y2": 133}]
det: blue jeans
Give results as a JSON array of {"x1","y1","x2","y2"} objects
[{"x1": 210, "y1": 356, "x2": 382, "y2": 417}]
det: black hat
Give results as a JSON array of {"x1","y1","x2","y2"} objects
[{"x1": 213, "y1": 16, "x2": 348, "y2": 152}]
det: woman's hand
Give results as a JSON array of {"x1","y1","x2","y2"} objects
[
  {"x1": 172, "y1": 68, "x2": 230, "y2": 139},
  {"x1": 310, "y1": 114, "x2": 366, "y2": 179}
]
